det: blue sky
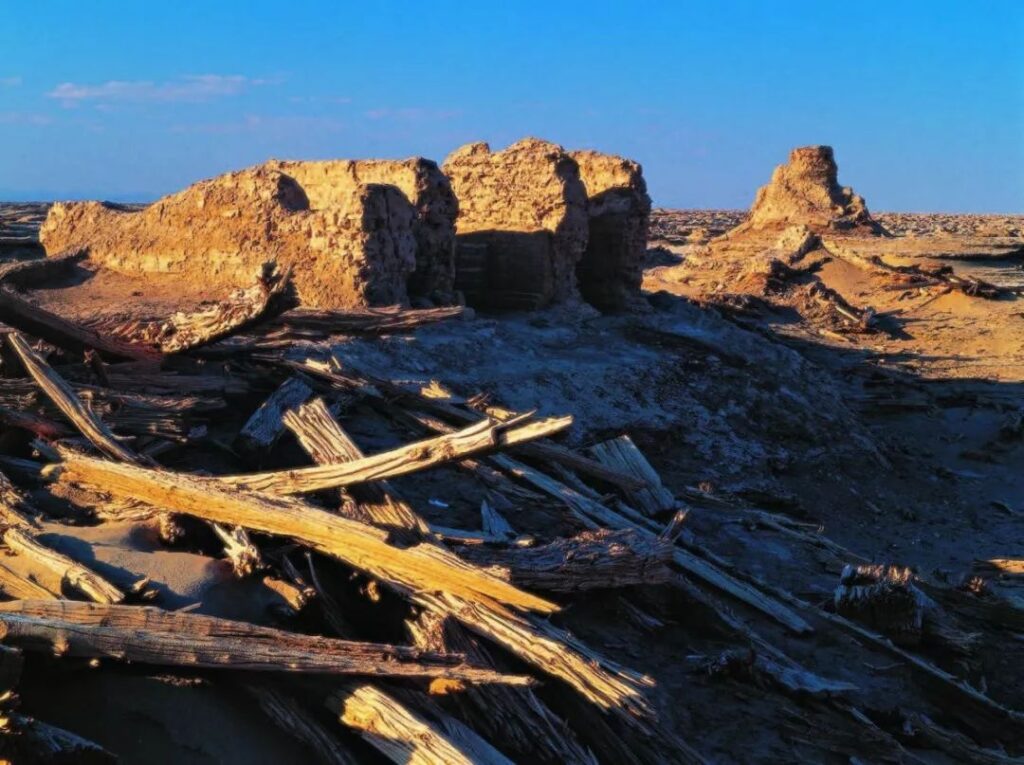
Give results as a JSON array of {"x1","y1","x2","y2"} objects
[{"x1": 1, "y1": 1, "x2": 1021, "y2": 212}]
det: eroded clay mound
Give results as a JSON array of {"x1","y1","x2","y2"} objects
[
  {"x1": 736, "y1": 146, "x2": 883, "y2": 235},
  {"x1": 40, "y1": 164, "x2": 418, "y2": 309},
  {"x1": 265, "y1": 158, "x2": 457, "y2": 302},
  {"x1": 570, "y1": 150, "x2": 652, "y2": 310},
  {"x1": 443, "y1": 138, "x2": 589, "y2": 309}
]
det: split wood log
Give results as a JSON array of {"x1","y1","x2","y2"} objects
[
  {"x1": 220, "y1": 414, "x2": 573, "y2": 495},
  {"x1": 7, "y1": 332, "x2": 140, "y2": 463},
  {"x1": 418, "y1": 591, "x2": 655, "y2": 721},
  {"x1": 458, "y1": 528, "x2": 673, "y2": 593},
  {"x1": 328, "y1": 684, "x2": 497, "y2": 765},
  {"x1": 588, "y1": 435, "x2": 676, "y2": 515},
  {"x1": 407, "y1": 609, "x2": 598, "y2": 765},
  {"x1": 402, "y1": 408, "x2": 814, "y2": 635},
  {"x1": 480, "y1": 499, "x2": 515, "y2": 539},
  {"x1": 243, "y1": 682, "x2": 360, "y2": 765},
  {"x1": 48, "y1": 450, "x2": 558, "y2": 614},
  {"x1": 0, "y1": 288, "x2": 155, "y2": 361},
  {"x1": 0, "y1": 600, "x2": 529, "y2": 684},
  {"x1": 282, "y1": 398, "x2": 430, "y2": 534},
  {"x1": 89, "y1": 264, "x2": 290, "y2": 354},
  {"x1": 283, "y1": 398, "x2": 630, "y2": 757},
  {"x1": 237, "y1": 376, "x2": 314, "y2": 454}
]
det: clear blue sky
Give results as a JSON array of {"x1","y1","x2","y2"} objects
[{"x1": 1, "y1": 1, "x2": 1021, "y2": 212}]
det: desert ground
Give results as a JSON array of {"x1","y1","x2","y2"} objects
[{"x1": 0, "y1": 142, "x2": 1022, "y2": 764}]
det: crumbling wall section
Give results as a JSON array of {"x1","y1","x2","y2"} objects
[
  {"x1": 267, "y1": 158, "x2": 457, "y2": 302},
  {"x1": 40, "y1": 165, "x2": 418, "y2": 309},
  {"x1": 570, "y1": 150, "x2": 651, "y2": 311},
  {"x1": 443, "y1": 138, "x2": 589, "y2": 309}
]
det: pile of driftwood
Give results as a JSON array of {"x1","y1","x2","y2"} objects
[{"x1": 1, "y1": 257, "x2": 1023, "y2": 763}]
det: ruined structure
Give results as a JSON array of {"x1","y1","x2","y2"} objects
[
  {"x1": 40, "y1": 164, "x2": 419, "y2": 309},
  {"x1": 731, "y1": 146, "x2": 884, "y2": 236},
  {"x1": 443, "y1": 138, "x2": 590, "y2": 310},
  {"x1": 570, "y1": 150, "x2": 652, "y2": 310},
  {"x1": 264, "y1": 158, "x2": 458, "y2": 301}
]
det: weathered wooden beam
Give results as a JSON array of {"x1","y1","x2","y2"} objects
[
  {"x1": 237, "y1": 376, "x2": 313, "y2": 454},
  {"x1": 327, "y1": 683, "x2": 508, "y2": 765},
  {"x1": 220, "y1": 414, "x2": 573, "y2": 495},
  {"x1": 458, "y1": 528, "x2": 673, "y2": 593},
  {"x1": 0, "y1": 600, "x2": 530, "y2": 684},
  {"x1": 7, "y1": 332, "x2": 140, "y2": 463},
  {"x1": 0, "y1": 288, "x2": 155, "y2": 361},
  {"x1": 282, "y1": 397, "x2": 429, "y2": 534},
  {"x1": 48, "y1": 450, "x2": 558, "y2": 614}
]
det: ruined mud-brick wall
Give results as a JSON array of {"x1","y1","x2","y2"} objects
[
  {"x1": 443, "y1": 138, "x2": 589, "y2": 309},
  {"x1": 40, "y1": 165, "x2": 417, "y2": 309},
  {"x1": 265, "y1": 158, "x2": 457, "y2": 302},
  {"x1": 569, "y1": 150, "x2": 651, "y2": 311},
  {"x1": 733, "y1": 146, "x2": 883, "y2": 236}
]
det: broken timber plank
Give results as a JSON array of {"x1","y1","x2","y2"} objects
[
  {"x1": 0, "y1": 600, "x2": 529, "y2": 684},
  {"x1": 48, "y1": 449, "x2": 558, "y2": 614},
  {"x1": 403, "y1": 409, "x2": 814, "y2": 635},
  {"x1": 589, "y1": 435, "x2": 676, "y2": 515},
  {"x1": 282, "y1": 398, "x2": 430, "y2": 534},
  {"x1": 328, "y1": 684, "x2": 498, "y2": 765},
  {"x1": 237, "y1": 376, "x2": 314, "y2": 454},
  {"x1": 220, "y1": 414, "x2": 573, "y2": 495},
  {"x1": 283, "y1": 397, "x2": 639, "y2": 753},
  {"x1": 0, "y1": 289, "x2": 155, "y2": 361},
  {"x1": 458, "y1": 528, "x2": 673, "y2": 593},
  {"x1": 8, "y1": 332, "x2": 140, "y2": 463}
]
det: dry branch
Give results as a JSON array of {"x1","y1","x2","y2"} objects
[{"x1": 589, "y1": 435, "x2": 676, "y2": 515}]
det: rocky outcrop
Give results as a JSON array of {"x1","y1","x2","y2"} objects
[
  {"x1": 733, "y1": 146, "x2": 884, "y2": 236},
  {"x1": 264, "y1": 159, "x2": 457, "y2": 302},
  {"x1": 443, "y1": 138, "x2": 589, "y2": 310},
  {"x1": 40, "y1": 164, "x2": 418, "y2": 309},
  {"x1": 570, "y1": 150, "x2": 651, "y2": 310}
]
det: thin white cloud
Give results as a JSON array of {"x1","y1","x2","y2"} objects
[
  {"x1": 46, "y1": 74, "x2": 277, "y2": 106},
  {"x1": 0, "y1": 76, "x2": 22, "y2": 88},
  {"x1": 169, "y1": 114, "x2": 345, "y2": 135}
]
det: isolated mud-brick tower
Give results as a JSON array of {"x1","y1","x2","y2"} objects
[
  {"x1": 731, "y1": 146, "x2": 884, "y2": 236},
  {"x1": 443, "y1": 138, "x2": 590, "y2": 310},
  {"x1": 264, "y1": 158, "x2": 458, "y2": 302},
  {"x1": 40, "y1": 163, "x2": 425, "y2": 309},
  {"x1": 570, "y1": 150, "x2": 652, "y2": 310}
]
